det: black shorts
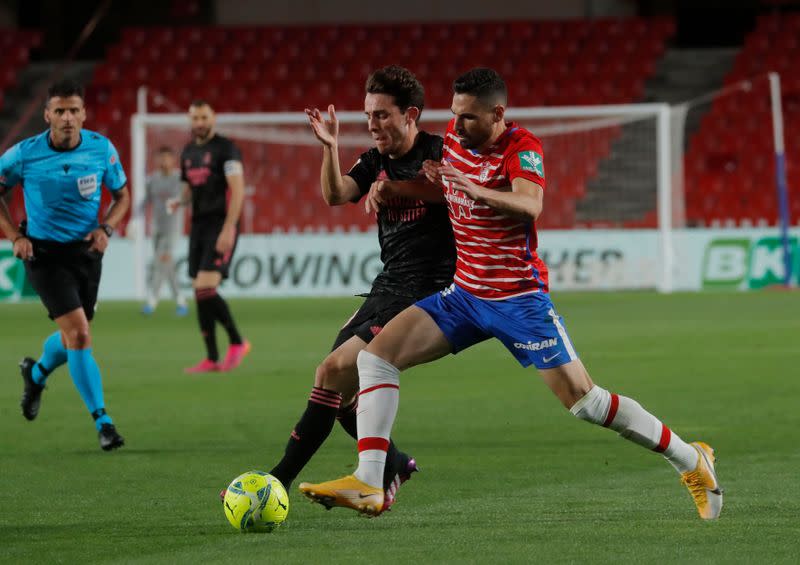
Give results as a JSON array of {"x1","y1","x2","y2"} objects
[
  {"x1": 24, "y1": 239, "x2": 103, "y2": 321},
  {"x1": 188, "y1": 219, "x2": 239, "y2": 279},
  {"x1": 331, "y1": 293, "x2": 417, "y2": 351}
]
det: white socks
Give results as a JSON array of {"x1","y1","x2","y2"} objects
[
  {"x1": 571, "y1": 385, "x2": 698, "y2": 473},
  {"x1": 353, "y1": 350, "x2": 400, "y2": 488}
]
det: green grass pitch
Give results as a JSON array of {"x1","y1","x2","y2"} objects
[{"x1": 1, "y1": 291, "x2": 798, "y2": 564}]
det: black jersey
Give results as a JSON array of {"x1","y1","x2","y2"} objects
[
  {"x1": 180, "y1": 134, "x2": 242, "y2": 221},
  {"x1": 346, "y1": 131, "x2": 455, "y2": 298}
]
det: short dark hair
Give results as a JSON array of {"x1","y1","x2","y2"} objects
[
  {"x1": 453, "y1": 68, "x2": 507, "y2": 108},
  {"x1": 157, "y1": 145, "x2": 173, "y2": 154},
  {"x1": 365, "y1": 65, "x2": 425, "y2": 121},
  {"x1": 190, "y1": 99, "x2": 212, "y2": 110},
  {"x1": 47, "y1": 79, "x2": 85, "y2": 101}
]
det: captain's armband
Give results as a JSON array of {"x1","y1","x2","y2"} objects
[{"x1": 223, "y1": 160, "x2": 243, "y2": 176}]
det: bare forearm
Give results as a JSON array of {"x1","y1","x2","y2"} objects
[
  {"x1": 103, "y1": 188, "x2": 131, "y2": 229},
  {"x1": 473, "y1": 186, "x2": 542, "y2": 221},
  {"x1": 224, "y1": 182, "x2": 244, "y2": 229},
  {"x1": 0, "y1": 196, "x2": 21, "y2": 240},
  {"x1": 320, "y1": 145, "x2": 350, "y2": 205}
]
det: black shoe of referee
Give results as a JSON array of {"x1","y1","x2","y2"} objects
[
  {"x1": 19, "y1": 357, "x2": 44, "y2": 421},
  {"x1": 98, "y1": 423, "x2": 125, "y2": 451}
]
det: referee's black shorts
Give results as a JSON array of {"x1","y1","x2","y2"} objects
[
  {"x1": 24, "y1": 238, "x2": 103, "y2": 321},
  {"x1": 188, "y1": 218, "x2": 239, "y2": 279}
]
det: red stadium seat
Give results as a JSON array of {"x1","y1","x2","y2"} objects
[{"x1": 88, "y1": 18, "x2": 686, "y2": 232}]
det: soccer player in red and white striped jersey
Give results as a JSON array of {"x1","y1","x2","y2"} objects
[
  {"x1": 440, "y1": 108, "x2": 549, "y2": 299},
  {"x1": 300, "y1": 68, "x2": 723, "y2": 521}
]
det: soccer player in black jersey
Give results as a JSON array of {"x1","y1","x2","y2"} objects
[
  {"x1": 167, "y1": 100, "x2": 249, "y2": 373},
  {"x1": 266, "y1": 66, "x2": 456, "y2": 512}
]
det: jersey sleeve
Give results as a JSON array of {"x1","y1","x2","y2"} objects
[
  {"x1": 504, "y1": 136, "x2": 545, "y2": 189},
  {"x1": 103, "y1": 139, "x2": 128, "y2": 191},
  {"x1": 344, "y1": 149, "x2": 379, "y2": 199},
  {"x1": 223, "y1": 140, "x2": 244, "y2": 176},
  {"x1": 0, "y1": 143, "x2": 23, "y2": 189}
]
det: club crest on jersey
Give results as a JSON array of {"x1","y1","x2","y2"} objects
[
  {"x1": 518, "y1": 151, "x2": 544, "y2": 178},
  {"x1": 77, "y1": 174, "x2": 97, "y2": 198},
  {"x1": 479, "y1": 162, "x2": 492, "y2": 183},
  {"x1": 203, "y1": 152, "x2": 212, "y2": 165}
]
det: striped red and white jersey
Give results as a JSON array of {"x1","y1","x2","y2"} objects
[{"x1": 441, "y1": 119, "x2": 549, "y2": 300}]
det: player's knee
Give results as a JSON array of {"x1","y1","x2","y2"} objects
[
  {"x1": 569, "y1": 385, "x2": 610, "y2": 425},
  {"x1": 314, "y1": 354, "x2": 356, "y2": 394},
  {"x1": 64, "y1": 326, "x2": 92, "y2": 349},
  {"x1": 356, "y1": 350, "x2": 400, "y2": 387}
]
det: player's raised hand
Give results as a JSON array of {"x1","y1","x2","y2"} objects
[
  {"x1": 440, "y1": 161, "x2": 481, "y2": 200},
  {"x1": 365, "y1": 180, "x2": 391, "y2": 214},
  {"x1": 421, "y1": 160, "x2": 445, "y2": 187},
  {"x1": 12, "y1": 235, "x2": 34, "y2": 261},
  {"x1": 85, "y1": 227, "x2": 109, "y2": 253},
  {"x1": 305, "y1": 104, "x2": 339, "y2": 148}
]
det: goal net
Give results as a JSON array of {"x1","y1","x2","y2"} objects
[{"x1": 130, "y1": 103, "x2": 676, "y2": 297}]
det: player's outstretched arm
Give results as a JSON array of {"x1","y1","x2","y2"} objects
[
  {"x1": 439, "y1": 162, "x2": 543, "y2": 221},
  {"x1": 305, "y1": 105, "x2": 360, "y2": 206},
  {"x1": 365, "y1": 179, "x2": 445, "y2": 214}
]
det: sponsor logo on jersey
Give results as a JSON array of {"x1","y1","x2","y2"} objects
[
  {"x1": 185, "y1": 167, "x2": 211, "y2": 186},
  {"x1": 518, "y1": 150, "x2": 544, "y2": 178},
  {"x1": 513, "y1": 337, "x2": 558, "y2": 351},
  {"x1": 109, "y1": 154, "x2": 117, "y2": 165},
  {"x1": 445, "y1": 188, "x2": 474, "y2": 219},
  {"x1": 77, "y1": 174, "x2": 98, "y2": 198}
]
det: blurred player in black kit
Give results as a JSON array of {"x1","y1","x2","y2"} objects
[
  {"x1": 167, "y1": 100, "x2": 250, "y2": 373},
  {"x1": 264, "y1": 66, "x2": 456, "y2": 512}
]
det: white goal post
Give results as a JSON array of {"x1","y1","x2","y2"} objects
[{"x1": 130, "y1": 101, "x2": 675, "y2": 298}]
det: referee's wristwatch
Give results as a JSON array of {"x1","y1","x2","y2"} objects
[{"x1": 99, "y1": 223, "x2": 114, "y2": 237}]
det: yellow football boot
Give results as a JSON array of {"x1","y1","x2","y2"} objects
[
  {"x1": 681, "y1": 442, "x2": 724, "y2": 520},
  {"x1": 299, "y1": 475, "x2": 384, "y2": 516}
]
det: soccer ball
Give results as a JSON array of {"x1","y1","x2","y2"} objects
[{"x1": 222, "y1": 471, "x2": 289, "y2": 532}]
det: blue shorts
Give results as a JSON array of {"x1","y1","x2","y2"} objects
[{"x1": 415, "y1": 284, "x2": 579, "y2": 369}]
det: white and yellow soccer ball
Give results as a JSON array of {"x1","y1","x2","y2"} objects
[{"x1": 222, "y1": 471, "x2": 289, "y2": 532}]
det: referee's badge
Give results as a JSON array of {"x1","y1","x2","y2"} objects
[{"x1": 77, "y1": 174, "x2": 98, "y2": 198}]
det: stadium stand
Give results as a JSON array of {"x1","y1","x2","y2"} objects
[
  {"x1": 89, "y1": 19, "x2": 675, "y2": 232},
  {"x1": 685, "y1": 12, "x2": 800, "y2": 226},
  {"x1": 1, "y1": 29, "x2": 45, "y2": 226}
]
